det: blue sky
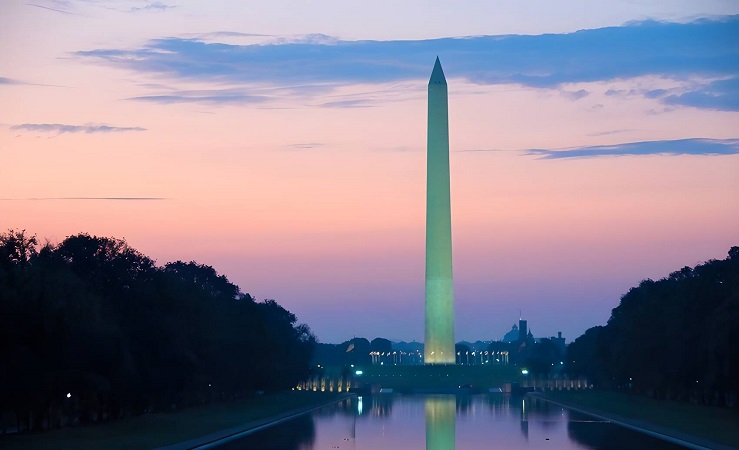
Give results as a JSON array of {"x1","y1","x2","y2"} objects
[
  {"x1": 2, "y1": 0, "x2": 738, "y2": 342},
  {"x1": 76, "y1": 16, "x2": 739, "y2": 113},
  {"x1": 527, "y1": 138, "x2": 739, "y2": 159}
]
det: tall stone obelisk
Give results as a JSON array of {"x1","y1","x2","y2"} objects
[{"x1": 424, "y1": 57, "x2": 455, "y2": 364}]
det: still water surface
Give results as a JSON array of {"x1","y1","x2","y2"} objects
[{"x1": 215, "y1": 394, "x2": 688, "y2": 450}]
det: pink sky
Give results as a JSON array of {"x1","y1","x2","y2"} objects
[{"x1": 1, "y1": 1, "x2": 738, "y2": 343}]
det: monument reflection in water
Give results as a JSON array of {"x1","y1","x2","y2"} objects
[
  {"x1": 220, "y1": 395, "x2": 691, "y2": 450},
  {"x1": 425, "y1": 396, "x2": 455, "y2": 450}
]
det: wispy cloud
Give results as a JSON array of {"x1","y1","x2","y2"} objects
[
  {"x1": 319, "y1": 99, "x2": 376, "y2": 108},
  {"x1": 190, "y1": 31, "x2": 271, "y2": 38},
  {"x1": 76, "y1": 16, "x2": 739, "y2": 110},
  {"x1": 663, "y1": 77, "x2": 739, "y2": 112},
  {"x1": 177, "y1": 31, "x2": 276, "y2": 47},
  {"x1": 0, "y1": 76, "x2": 67, "y2": 88},
  {"x1": 262, "y1": 33, "x2": 338, "y2": 46},
  {"x1": 526, "y1": 138, "x2": 739, "y2": 159},
  {"x1": 27, "y1": 2, "x2": 82, "y2": 16},
  {"x1": 285, "y1": 143, "x2": 326, "y2": 149},
  {"x1": 130, "y1": 1, "x2": 174, "y2": 12},
  {"x1": 1, "y1": 197, "x2": 166, "y2": 201},
  {"x1": 128, "y1": 85, "x2": 341, "y2": 106},
  {"x1": 127, "y1": 88, "x2": 269, "y2": 105},
  {"x1": 28, "y1": 0, "x2": 177, "y2": 15},
  {"x1": 561, "y1": 89, "x2": 590, "y2": 101},
  {"x1": 12, "y1": 123, "x2": 146, "y2": 134},
  {"x1": 587, "y1": 129, "x2": 635, "y2": 137},
  {"x1": 129, "y1": 94, "x2": 267, "y2": 105}
]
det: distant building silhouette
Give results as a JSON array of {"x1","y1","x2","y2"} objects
[
  {"x1": 551, "y1": 331, "x2": 566, "y2": 354},
  {"x1": 502, "y1": 324, "x2": 519, "y2": 343},
  {"x1": 518, "y1": 319, "x2": 528, "y2": 342}
]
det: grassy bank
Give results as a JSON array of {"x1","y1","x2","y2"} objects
[
  {"x1": 0, "y1": 391, "x2": 342, "y2": 450},
  {"x1": 540, "y1": 390, "x2": 739, "y2": 449}
]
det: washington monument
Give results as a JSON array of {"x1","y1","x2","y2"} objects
[{"x1": 424, "y1": 57, "x2": 455, "y2": 364}]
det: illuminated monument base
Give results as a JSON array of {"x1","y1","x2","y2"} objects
[{"x1": 424, "y1": 57, "x2": 455, "y2": 365}]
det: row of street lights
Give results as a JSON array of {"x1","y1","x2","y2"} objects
[
  {"x1": 456, "y1": 350, "x2": 509, "y2": 365},
  {"x1": 370, "y1": 351, "x2": 423, "y2": 365},
  {"x1": 369, "y1": 350, "x2": 510, "y2": 365}
]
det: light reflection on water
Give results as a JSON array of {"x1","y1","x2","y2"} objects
[
  {"x1": 426, "y1": 396, "x2": 454, "y2": 450},
  {"x1": 215, "y1": 394, "x2": 689, "y2": 450}
]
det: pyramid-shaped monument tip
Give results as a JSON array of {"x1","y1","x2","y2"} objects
[{"x1": 429, "y1": 57, "x2": 446, "y2": 85}]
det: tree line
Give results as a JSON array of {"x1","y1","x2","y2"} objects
[
  {"x1": 0, "y1": 230, "x2": 316, "y2": 432},
  {"x1": 313, "y1": 336, "x2": 567, "y2": 377},
  {"x1": 313, "y1": 338, "x2": 389, "y2": 368},
  {"x1": 567, "y1": 247, "x2": 739, "y2": 407}
]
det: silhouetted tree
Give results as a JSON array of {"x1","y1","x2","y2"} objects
[
  {"x1": 523, "y1": 338, "x2": 562, "y2": 376},
  {"x1": 371, "y1": 337, "x2": 392, "y2": 354},
  {"x1": 344, "y1": 338, "x2": 371, "y2": 366},
  {"x1": 0, "y1": 230, "x2": 316, "y2": 432},
  {"x1": 566, "y1": 247, "x2": 739, "y2": 407}
]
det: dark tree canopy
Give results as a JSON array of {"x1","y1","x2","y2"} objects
[
  {"x1": 566, "y1": 247, "x2": 739, "y2": 407},
  {"x1": 0, "y1": 230, "x2": 316, "y2": 433},
  {"x1": 371, "y1": 337, "x2": 393, "y2": 353}
]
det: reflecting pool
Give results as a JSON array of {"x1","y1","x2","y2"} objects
[{"x1": 214, "y1": 394, "x2": 689, "y2": 449}]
